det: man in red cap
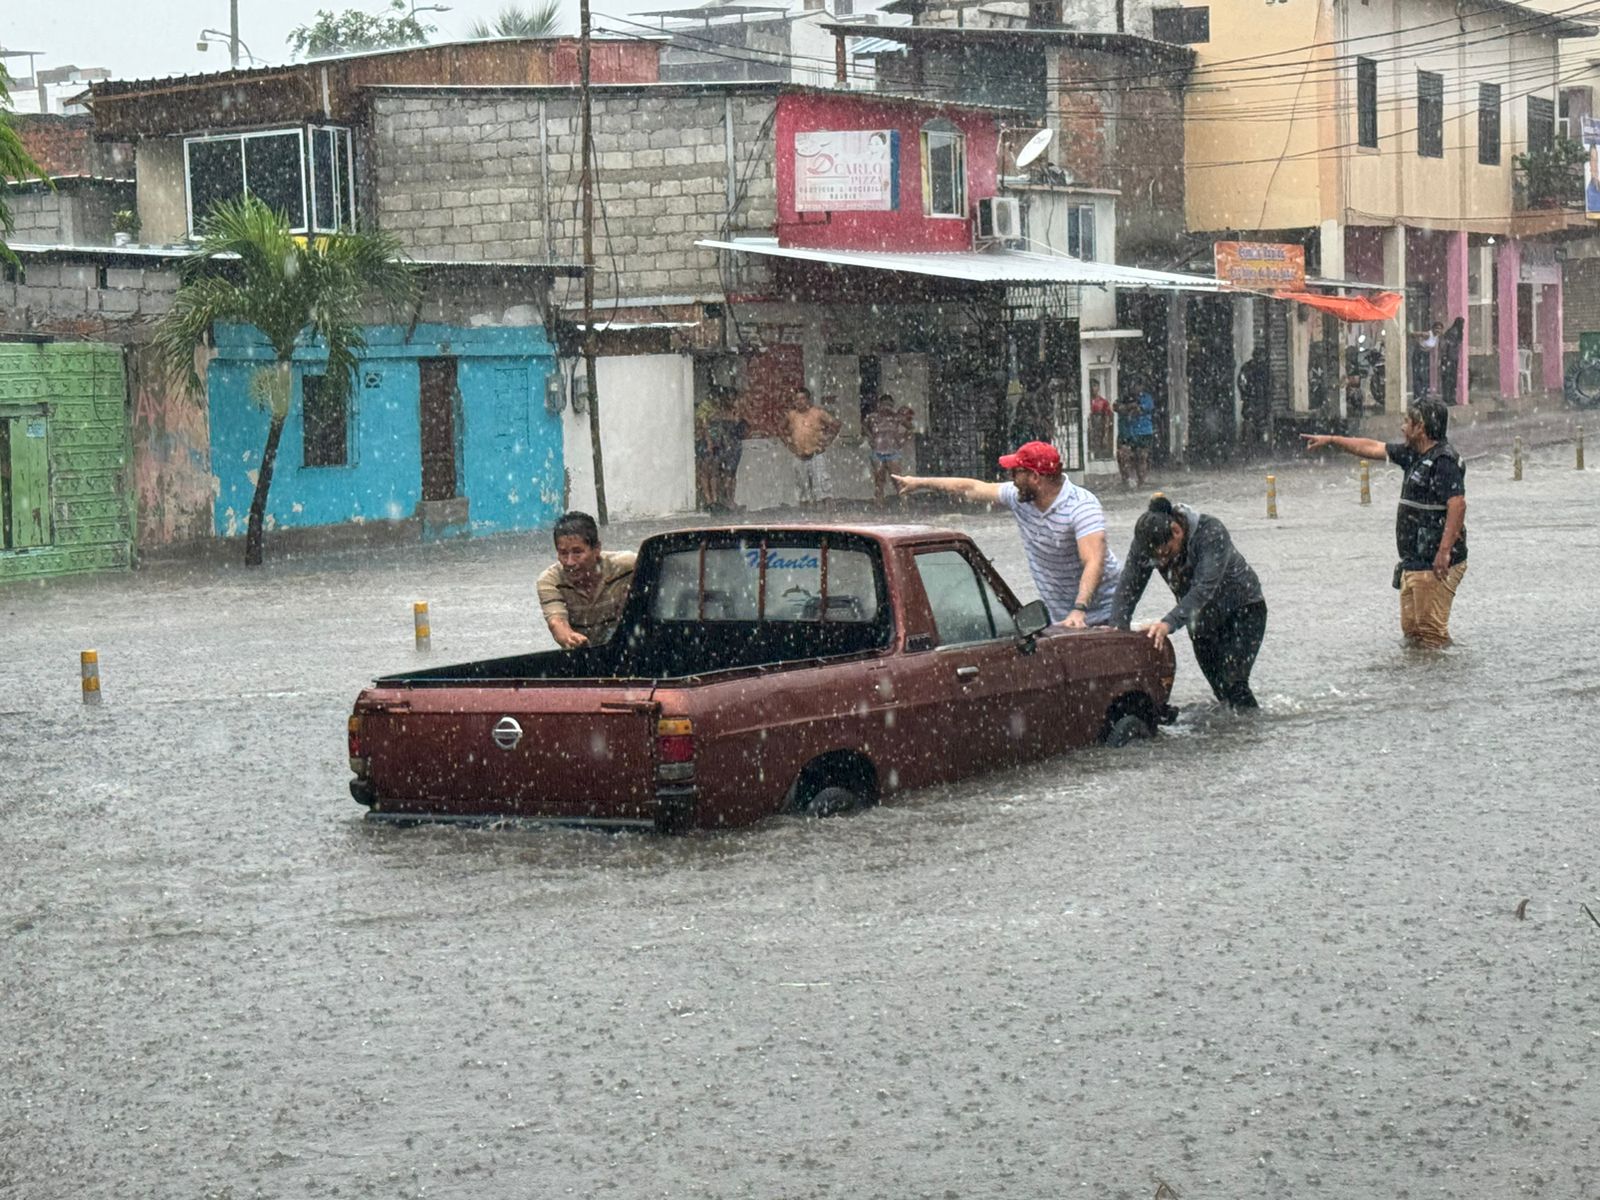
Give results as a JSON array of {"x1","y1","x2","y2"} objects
[{"x1": 891, "y1": 441, "x2": 1121, "y2": 627}]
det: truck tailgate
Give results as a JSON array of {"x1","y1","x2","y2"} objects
[{"x1": 354, "y1": 684, "x2": 660, "y2": 826}]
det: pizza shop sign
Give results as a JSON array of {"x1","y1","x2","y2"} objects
[{"x1": 794, "y1": 129, "x2": 900, "y2": 213}]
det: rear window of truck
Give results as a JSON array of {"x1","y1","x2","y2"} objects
[{"x1": 652, "y1": 539, "x2": 880, "y2": 624}]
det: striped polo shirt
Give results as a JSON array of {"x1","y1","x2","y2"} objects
[{"x1": 998, "y1": 480, "x2": 1122, "y2": 624}]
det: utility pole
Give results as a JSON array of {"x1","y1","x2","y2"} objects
[
  {"x1": 230, "y1": 0, "x2": 241, "y2": 69},
  {"x1": 579, "y1": 0, "x2": 608, "y2": 525}
]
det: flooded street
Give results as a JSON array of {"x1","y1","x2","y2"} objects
[{"x1": 4, "y1": 446, "x2": 1598, "y2": 1199}]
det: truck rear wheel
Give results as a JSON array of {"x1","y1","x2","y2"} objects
[{"x1": 799, "y1": 785, "x2": 866, "y2": 818}]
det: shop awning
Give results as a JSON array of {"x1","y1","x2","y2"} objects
[
  {"x1": 1274, "y1": 289, "x2": 1403, "y2": 322},
  {"x1": 696, "y1": 238, "x2": 1227, "y2": 291}
]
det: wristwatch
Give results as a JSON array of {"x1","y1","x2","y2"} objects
[{"x1": 1071, "y1": 601, "x2": 1089, "y2": 612}]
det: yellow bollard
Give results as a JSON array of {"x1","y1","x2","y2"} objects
[
  {"x1": 1359, "y1": 460, "x2": 1371, "y2": 505},
  {"x1": 413, "y1": 601, "x2": 431, "y2": 653},
  {"x1": 1266, "y1": 474, "x2": 1278, "y2": 520},
  {"x1": 1513, "y1": 436, "x2": 1523, "y2": 481},
  {"x1": 80, "y1": 649, "x2": 101, "y2": 705},
  {"x1": 1579, "y1": 426, "x2": 1586, "y2": 471}
]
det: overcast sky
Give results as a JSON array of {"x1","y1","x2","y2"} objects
[{"x1": 3, "y1": 0, "x2": 658, "y2": 84}]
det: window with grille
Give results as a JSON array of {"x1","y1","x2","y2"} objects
[
  {"x1": 1151, "y1": 6, "x2": 1208, "y2": 44},
  {"x1": 1357, "y1": 58, "x2": 1378, "y2": 148},
  {"x1": 1417, "y1": 71, "x2": 1444, "y2": 159},
  {"x1": 301, "y1": 374, "x2": 351, "y2": 469},
  {"x1": 1479, "y1": 83, "x2": 1501, "y2": 165},
  {"x1": 1528, "y1": 95, "x2": 1555, "y2": 156}
]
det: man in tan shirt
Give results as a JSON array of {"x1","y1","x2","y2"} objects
[
  {"x1": 781, "y1": 387, "x2": 841, "y2": 505},
  {"x1": 536, "y1": 511, "x2": 637, "y2": 649}
]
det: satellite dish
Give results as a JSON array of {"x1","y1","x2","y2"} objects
[{"x1": 1015, "y1": 128, "x2": 1055, "y2": 169}]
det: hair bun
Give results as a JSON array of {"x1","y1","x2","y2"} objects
[{"x1": 1147, "y1": 493, "x2": 1174, "y2": 515}]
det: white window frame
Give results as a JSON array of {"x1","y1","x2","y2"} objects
[
  {"x1": 308, "y1": 125, "x2": 357, "y2": 234},
  {"x1": 1066, "y1": 204, "x2": 1097, "y2": 260},
  {"x1": 920, "y1": 127, "x2": 967, "y2": 219},
  {"x1": 183, "y1": 124, "x2": 356, "y2": 238}
]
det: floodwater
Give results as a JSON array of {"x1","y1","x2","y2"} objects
[{"x1": 4, "y1": 446, "x2": 1598, "y2": 1199}]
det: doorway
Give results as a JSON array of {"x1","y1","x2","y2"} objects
[
  {"x1": 1, "y1": 410, "x2": 51, "y2": 550},
  {"x1": 418, "y1": 358, "x2": 460, "y2": 502}
]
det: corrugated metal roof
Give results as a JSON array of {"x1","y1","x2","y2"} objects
[
  {"x1": 849, "y1": 36, "x2": 907, "y2": 56},
  {"x1": 695, "y1": 237, "x2": 1224, "y2": 290}
]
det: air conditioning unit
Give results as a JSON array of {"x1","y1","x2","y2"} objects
[{"x1": 976, "y1": 196, "x2": 1022, "y2": 242}]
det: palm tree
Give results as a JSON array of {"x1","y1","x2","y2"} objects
[
  {"x1": 469, "y1": 2, "x2": 563, "y2": 37},
  {"x1": 1, "y1": 66, "x2": 49, "y2": 266},
  {"x1": 154, "y1": 196, "x2": 418, "y2": 567}
]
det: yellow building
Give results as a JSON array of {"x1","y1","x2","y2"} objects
[{"x1": 1177, "y1": 0, "x2": 1593, "y2": 409}]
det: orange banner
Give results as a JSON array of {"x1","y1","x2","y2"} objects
[{"x1": 1273, "y1": 290, "x2": 1403, "y2": 323}]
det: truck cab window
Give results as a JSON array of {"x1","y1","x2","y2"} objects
[
  {"x1": 652, "y1": 540, "x2": 879, "y2": 623},
  {"x1": 915, "y1": 549, "x2": 1006, "y2": 646}
]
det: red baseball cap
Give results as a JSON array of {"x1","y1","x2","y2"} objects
[{"x1": 997, "y1": 441, "x2": 1062, "y2": 475}]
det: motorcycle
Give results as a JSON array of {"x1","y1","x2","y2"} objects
[{"x1": 1344, "y1": 337, "x2": 1386, "y2": 415}]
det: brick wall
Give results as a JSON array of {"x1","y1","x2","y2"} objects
[
  {"x1": 5, "y1": 183, "x2": 133, "y2": 246},
  {"x1": 369, "y1": 85, "x2": 777, "y2": 301},
  {"x1": 0, "y1": 259, "x2": 179, "y2": 342},
  {"x1": 1056, "y1": 48, "x2": 1187, "y2": 265}
]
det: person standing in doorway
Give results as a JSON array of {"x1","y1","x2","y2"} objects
[
  {"x1": 1109, "y1": 494, "x2": 1268, "y2": 709},
  {"x1": 1410, "y1": 321, "x2": 1442, "y2": 397},
  {"x1": 536, "y1": 511, "x2": 637, "y2": 649},
  {"x1": 1437, "y1": 316, "x2": 1465, "y2": 405},
  {"x1": 891, "y1": 440, "x2": 1121, "y2": 627},
  {"x1": 1088, "y1": 380, "x2": 1115, "y2": 460},
  {"x1": 862, "y1": 392, "x2": 915, "y2": 505},
  {"x1": 1301, "y1": 396, "x2": 1467, "y2": 648},
  {"x1": 781, "y1": 387, "x2": 841, "y2": 507},
  {"x1": 699, "y1": 387, "x2": 746, "y2": 513},
  {"x1": 1116, "y1": 386, "x2": 1156, "y2": 488},
  {"x1": 1238, "y1": 346, "x2": 1270, "y2": 452}
]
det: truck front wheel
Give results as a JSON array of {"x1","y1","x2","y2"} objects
[{"x1": 1105, "y1": 713, "x2": 1153, "y2": 748}]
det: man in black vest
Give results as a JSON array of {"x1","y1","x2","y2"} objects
[{"x1": 1301, "y1": 398, "x2": 1467, "y2": 648}]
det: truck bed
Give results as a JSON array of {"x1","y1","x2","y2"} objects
[{"x1": 380, "y1": 616, "x2": 891, "y2": 686}]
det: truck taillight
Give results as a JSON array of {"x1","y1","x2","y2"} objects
[
  {"x1": 348, "y1": 714, "x2": 369, "y2": 776},
  {"x1": 656, "y1": 717, "x2": 695, "y2": 775}
]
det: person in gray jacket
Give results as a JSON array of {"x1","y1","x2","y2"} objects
[{"x1": 1109, "y1": 495, "x2": 1267, "y2": 709}]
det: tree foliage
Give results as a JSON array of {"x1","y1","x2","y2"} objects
[
  {"x1": 469, "y1": 2, "x2": 563, "y2": 38},
  {"x1": 288, "y1": 1, "x2": 437, "y2": 58},
  {"x1": 1, "y1": 65, "x2": 50, "y2": 266},
  {"x1": 154, "y1": 196, "x2": 419, "y2": 565}
]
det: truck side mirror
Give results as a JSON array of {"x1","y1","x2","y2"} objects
[{"x1": 1013, "y1": 599, "x2": 1050, "y2": 640}]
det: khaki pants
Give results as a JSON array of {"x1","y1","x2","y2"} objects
[{"x1": 1399, "y1": 563, "x2": 1467, "y2": 648}]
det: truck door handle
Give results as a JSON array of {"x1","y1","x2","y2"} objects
[{"x1": 955, "y1": 665, "x2": 979, "y2": 680}]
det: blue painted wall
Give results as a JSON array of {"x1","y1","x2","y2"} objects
[{"x1": 207, "y1": 323, "x2": 561, "y2": 538}]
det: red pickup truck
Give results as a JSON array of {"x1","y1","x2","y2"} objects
[{"x1": 347, "y1": 524, "x2": 1176, "y2": 832}]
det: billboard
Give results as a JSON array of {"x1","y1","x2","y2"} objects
[
  {"x1": 794, "y1": 129, "x2": 899, "y2": 213},
  {"x1": 1583, "y1": 116, "x2": 1600, "y2": 220},
  {"x1": 1214, "y1": 241, "x2": 1307, "y2": 291}
]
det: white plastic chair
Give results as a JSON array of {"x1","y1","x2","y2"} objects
[{"x1": 1517, "y1": 347, "x2": 1534, "y2": 395}]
